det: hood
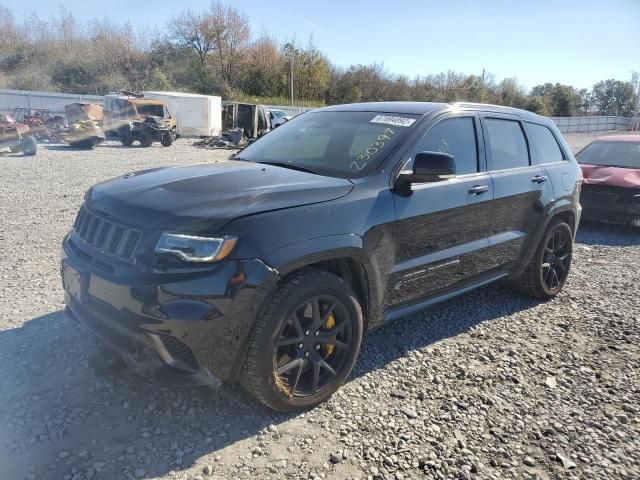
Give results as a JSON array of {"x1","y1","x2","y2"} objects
[
  {"x1": 86, "y1": 160, "x2": 353, "y2": 230},
  {"x1": 580, "y1": 164, "x2": 640, "y2": 189}
]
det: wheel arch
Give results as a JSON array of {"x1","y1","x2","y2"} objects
[
  {"x1": 512, "y1": 203, "x2": 579, "y2": 279},
  {"x1": 265, "y1": 235, "x2": 372, "y2": 331}
]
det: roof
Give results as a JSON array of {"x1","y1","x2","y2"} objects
[
  {"x1": 594, "y1": 134, "x2": 640, "y2": 143},
  {"x1": 315, "y1": 101, "x2": 549, "y2": 123},
  {"x1": 317, "y1": 102, "x2": 446, "y2": 114}
]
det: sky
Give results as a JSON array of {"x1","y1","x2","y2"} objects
[{"x1": 5, "y1": 0, "x2": 640, "y2": 90}]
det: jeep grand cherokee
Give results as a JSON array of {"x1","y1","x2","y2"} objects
[{"x1": 61, "y1": 102, "x2": 581, "y2": 411}]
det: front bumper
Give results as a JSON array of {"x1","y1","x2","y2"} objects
[
  {"x1": 61, "y1": 239, "x2": 280, "y2": 384},
  {"x1": 580, "y1": 202, "x2": 640, "y2": 226}
]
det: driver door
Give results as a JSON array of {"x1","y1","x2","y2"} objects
[{"x1": 389, "y1": 114, "x2": 494, "y2": 305}]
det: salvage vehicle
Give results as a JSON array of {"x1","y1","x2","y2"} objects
[
  {"x1": 576, "y1": 135, "x2": 640, "y2": 227},
  {"x1": 222, "y1": 102, "x2": 271, "y2": 138},
  {"x1": 269, "y1": 108, "x2": 293, "y2": 128},
  {"x1": 11, "y1": 108, "x2": 65, "y2": 142},
  {"x1": 118, "y1": 116, "x2": 173, "y2": 147},
  {"x1": 102, "y1": 92, "x2": 176, "y2": 141},
  {"x1": 0, "y1": 113, "x2": 37, "y2": 156},
  {"x1": 60, "y1": 120, "x2": 106, "y2": 149},
  {"x1": 60, "y1": 104, "x2": 106, "y2": 149},
  {"x1": 61, "y1": 102, "x2": 581, "y2": 412}
]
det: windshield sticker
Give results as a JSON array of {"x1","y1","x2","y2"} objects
[
  {"x1": 370, "y1": 115, "x2": 416, "y2": 127},
  {"x1": 350, "y1": 128, "x2": 396, "y2": 172}
]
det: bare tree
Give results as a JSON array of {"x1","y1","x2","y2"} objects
[
  {"x1": 209, "y1": 1, "x2": 250, "y2": 85},
  {"x1": 170, "y1": 10, "x2": 215, "y2": 68}
]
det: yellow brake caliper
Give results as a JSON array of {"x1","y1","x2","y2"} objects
[{"x1": 322, "y1": 313, "x2": 336, "y2": 358}]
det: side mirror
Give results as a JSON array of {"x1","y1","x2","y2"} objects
[{"x1": 397, "y1": 151, "x2": 456, "y2": 188}]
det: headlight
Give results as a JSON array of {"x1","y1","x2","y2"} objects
[{"x1": 155, "y1": 233, "x2": 238, "y2": 263}]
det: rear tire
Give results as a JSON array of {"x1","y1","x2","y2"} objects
[
  {"x1": 241, "y1": 268, "x2": 363, "y2": 412},
  {"x1": 139, "y1": 130, "x2": 153, "y2": 148},
  {"x1": 119, "y1": 129, "x2": 134, "y2": 147},
  {"x1": 514, "y1": 219, "x2": 573, "y2": 300}
]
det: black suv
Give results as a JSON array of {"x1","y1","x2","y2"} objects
[{"x1": 61, "y1": 102, "x2": 581, "y2": 411}]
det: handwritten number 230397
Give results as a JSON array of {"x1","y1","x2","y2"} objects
[{"x1": 350, "y1": 128, "x2": 395, "y2": 171}]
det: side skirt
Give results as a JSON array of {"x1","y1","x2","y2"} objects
[{"x1": 383, "y1": 272, "x2": 509, "y2": 323}]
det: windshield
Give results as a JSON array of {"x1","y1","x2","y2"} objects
[
  {"x1": 576, "y1": 141, "x2": 640, "y2": 169},
  {"x1": 237, "y1": 110, "x2": 419, "y2": 178},
  {"x1": 136, "y1": 104, "x2": 165, "y2": 118},
  {"x1": 271, "y1": 110, "x2": 288, "y2": 118}
]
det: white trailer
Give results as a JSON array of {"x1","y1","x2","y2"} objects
[{"x1": 143, "y1": 91, "x2": 222, "y2": 137}]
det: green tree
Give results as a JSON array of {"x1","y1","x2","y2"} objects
[
  {"x1": 525, "y1": 96, "x2": 549, "y2": 116},
  {"x1": 591, "y1": 79, "x2": 637, "y2": 116}
]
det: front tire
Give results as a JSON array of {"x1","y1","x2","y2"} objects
[
  {"x1": 514, "y1": 219, "x2": 573, "y2": 300},
  {"x1": 242, "y1": 268, "x2": 363, "y2": 412},
  {"x1": 20, "y1": 135, "x2": 38, "y2": 156}
]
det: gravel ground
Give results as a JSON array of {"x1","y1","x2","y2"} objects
[{"x1": 0, "y1": 134, "x2": 638, "y2": 480}]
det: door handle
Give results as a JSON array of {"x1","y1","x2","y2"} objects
[
  {"x1": 531, "y1": 175, "x2": 548, "y2": 184},
  {"x1": 468, "y1": 185, "x2": 490, "y2": 194}
]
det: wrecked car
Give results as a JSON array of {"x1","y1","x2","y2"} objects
[
  {"x1": 222, "y1": 102, "x2": 271, "y2": 138},
  {"x1": 61, "y1": 102, "x2": 581, "y2": 412},
  {"x1": 60, "y1": 103, "x2": 106, "y2": 149},
  {"x1": 576, "y1": 135, "x2": 640, "y2": 227},
  {"x1": 0, "y1": 113, "x2": 37, "y2": 156},
  {"x1": 102, "y1": 91, "x2": 176, "y2": 145}
]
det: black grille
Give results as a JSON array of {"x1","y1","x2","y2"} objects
[
  {"x1": 160, "y1": 336, "x2": 199, "y2": 372},
  {"x1": 73, "y1": 206, "x2": 142, "y2": 262}
]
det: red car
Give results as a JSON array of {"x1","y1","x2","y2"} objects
[{"x1": 576, "y1": 135, "x2": 640, "y2": 226}]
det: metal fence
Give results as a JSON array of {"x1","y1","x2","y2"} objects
[
  {"x1": 264, "y1": 105, "x2": 313, "y2": 116},
  {"x1": 0, "y1": 89, "x2": 103, "y2": 116},
  {"x1": 0, "y1": 89, "x2": 312, "y2": 118},
  {"x1": 550, "y1": 115, "x2": 632, "y2": 133},
  {"x1": 3, "y1": 89, "x2": 637, "y2": 131}
]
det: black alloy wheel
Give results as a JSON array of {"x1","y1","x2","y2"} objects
[
  {"x1": 242, "y1": 268, "x2": 363, "y2": 412},
  {"x1": 514, "y1": 219, "x2": 573, "y2": 300},
  {"x1": 541, "y1": 228, "x2": 571, "y2": 291},
  {"x1": 274, "y1": 294, "x2": 354, "y2": 396}
]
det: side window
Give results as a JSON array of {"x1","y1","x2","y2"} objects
[
  {"x1": 525, "y1": 123, "x2": 565, "y2": 164},
  {"x1": 412, "y1": 117, "x2": 478, "y2": 175},
  {"x1": 484, "y1": 118, "x2": 529, "y2": 170}
]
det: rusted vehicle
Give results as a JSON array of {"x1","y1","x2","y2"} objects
[
  {"x1": 222, "y1": 102, "x2": 271, "y2": 139},
  {"x1": 119, "y1": 116, "x2": 173, "y2": 148},
  {"x1": 103, "y1": 92, "x2": 176, "y2": 146},
  {"x1": 60, "y1": 104, "x2": 106, "y2": 149},
  {"x1": 0, "y1": 113, "x2": 37, "y2": 156},
  {"x1": 11, "y1": 108, "x2": 65, "y2": 142},
  {"x1": 577, "y1": 135, "x2": 640, "y2": 227}
]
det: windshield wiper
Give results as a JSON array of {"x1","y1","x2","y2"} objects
[{"x1": 257, "y1": 161, "x2": 319, "y2": 175}]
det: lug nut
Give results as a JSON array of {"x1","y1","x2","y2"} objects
[
  {"x1": 304, "y1": 351, "x2": 310, "y2": 358},
  {"x1": 298, "y1": 343, "x2": 303, "y2": 349},
  {"x1": 315, "y1": 345, "x2": 321, "y2": 350},
  {"x1": 304, "y1": 330, "x2": 310, "y2": 336},
  {"x1": 314, "y1": 331, "x2": 319, "y2": 336}
]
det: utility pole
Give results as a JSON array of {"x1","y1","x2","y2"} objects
[
  {"x1": 290, "y1": 54, "x2": 294, "y2": 107},
  {"x1": 633, "y1": 71, "x2": 640, "y2": 131},
  {"x1": 285, "y1": 42, "x2": 295, "y2": 107},
  {"x1": 481, "y1": 68, "x2": 486, "y2": 103}
]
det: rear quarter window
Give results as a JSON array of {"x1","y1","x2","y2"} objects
[
  {"x1": 526, "y1": 123, "x2": 565, "y2": 164},
  {"x1": 485, "y1": 118, "x2": 529, "y2": 170}
]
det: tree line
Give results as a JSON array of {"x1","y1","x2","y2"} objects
[{"x1": 0, "y1": 2, "x2": 637, "y2": 116}]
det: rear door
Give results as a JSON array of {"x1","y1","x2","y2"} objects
[
  {"x1": 523, "y1": 121, "x2": 576, "y2": 208},
  {"x1": 481, "y1": 115, "x2": 554, "y2": 269},
  {"x1": 390, "y1": 114, "x2": 494, "y2": 305}
]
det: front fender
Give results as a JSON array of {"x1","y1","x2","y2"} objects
[{"x1": 266, "y1": 234, "x2": 365, "y2": 276}]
